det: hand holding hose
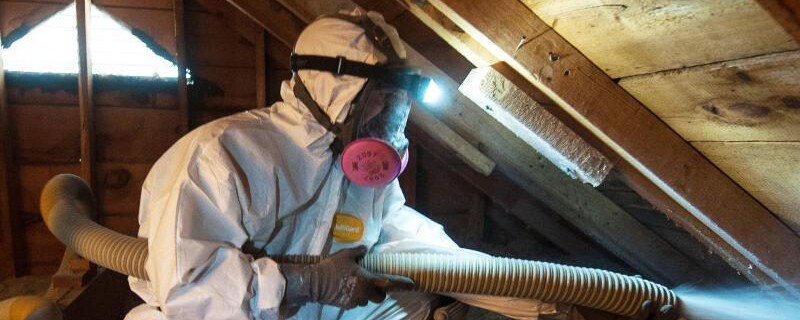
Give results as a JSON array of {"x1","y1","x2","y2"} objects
[{"x1": 280, "y1": 246, "x2": 415, "y2": 309}]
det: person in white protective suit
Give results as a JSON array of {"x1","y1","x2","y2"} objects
[{"x1": 124, "y1": 10, "x2": 550, "y2": 320}]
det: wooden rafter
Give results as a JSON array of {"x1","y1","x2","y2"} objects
[
  {"x1": 268, "y1": 0, "x2": 708, "y2": 285},
  {"x1": 76, "y1": 0, "x2": 95, "y2": 189},
  {"x1": 255, "y1": 30, "x2": 267, "y2": 109},
  {"x1": 755, "y1": 0, "x2": 800, "y2": 42},
  {"x1": 0, "y1": 29, "x2": 24, "y2": 278},
  {"x1": 173, "y1": 0, "x2": 190, "y2": 132},
  {"x1": 57, "y1": 0, "x2": 97, "y2": 288},
  {"x1": 423, "y1": 0, "x2": 800, "y2": 294}
]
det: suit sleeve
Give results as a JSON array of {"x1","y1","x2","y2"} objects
[
  {"x1": 135, "y1": 146, "x2": 286, "y2": 320},
  {"x1": 373, "y1": 182, "x2": 553, "y2": 320}
]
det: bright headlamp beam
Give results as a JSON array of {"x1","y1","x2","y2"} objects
[{"x1": 422, "y1": 79, "x2": 443, "y2": 104}]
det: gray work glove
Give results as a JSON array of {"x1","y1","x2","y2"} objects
[{"x1": 280, "y1": 246, "x2": 415, "y2": 309}]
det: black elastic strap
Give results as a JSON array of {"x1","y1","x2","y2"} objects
[
  {"x1": 292, "y1": 75, "x2": 350, "y2": 153},
  {"x1": 292, "y1": 75, "x2": 333, "y2": 130},
  {"x1": 291, "y1": 54, "x2": 383, "y2": 78}
]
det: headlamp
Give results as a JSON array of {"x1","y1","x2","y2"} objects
[
  {"x1": 380, "y1": 68, "x2": 440, "y2": 104},
  {"x1": 422, "y1": 78, "x2": 442, "y2": 104}
]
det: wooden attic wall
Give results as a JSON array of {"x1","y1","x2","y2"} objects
[
  {"x1": 0, "y1": 0, "x2": 573, "y2": 279},
  {"x1": 0, "y1": 0, "x2": 490, "y2": 279},
  {"x1": 0, "y1": 0, "x2": 290, "y2": 276}
]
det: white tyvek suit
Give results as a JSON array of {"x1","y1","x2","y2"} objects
[{"x1": 126, "y1": 12, "x2": 547, "y2": 320}]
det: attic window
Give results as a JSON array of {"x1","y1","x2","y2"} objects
[{"x1": 2, "y1": 3, "x2": 178, "y2": 78}]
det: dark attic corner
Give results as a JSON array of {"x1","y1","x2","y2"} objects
[{"x1": 1, "y1": 0, "x2": 799, "y2": 319}]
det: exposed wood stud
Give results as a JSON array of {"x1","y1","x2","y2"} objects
[
  {"x1": 429, "y1": 0, "x2": 800, "y2": 294},
  {"x1": 174, "y1": 0, "x2": 190, "y2": 132},
  {"x1": 0, "y1": 31, "x2": 25, "y2": 278},
  {"x1": 76, "y1": 0, "x2": 96, "y2": 190},
  {"x1": 255, "y1": 30, "x2": 267, "y2": 109}
]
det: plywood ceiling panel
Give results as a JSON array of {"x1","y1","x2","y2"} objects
[
  {"x1": 693, "y1": 141, "x2": 800, "y2": 235},
  {"x1": 521, "y1": 0, "x2": 799, "y2": 78},
  {"x1": 620, "y1": 50, "x2": 800, "y2": 142}
]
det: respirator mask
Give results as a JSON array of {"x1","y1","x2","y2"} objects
[{"x1": 291, "y1": 13, "x2": 438, "y2": 187}]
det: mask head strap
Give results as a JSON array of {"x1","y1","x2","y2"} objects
[
  {"x1": 290, "y1": 12, "x2": 416, "y2": 154},
  {"x1": 290, "y1": 53, "x2": 382, "y2": 78},
  {"x1": 291, "y1": 53, "x2": 429, "y2": 100},
  {"x1": 291, "y1": 75, "x2": 355, "y2": 154}
]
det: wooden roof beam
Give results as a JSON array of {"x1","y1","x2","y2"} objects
[
  {"x1": 426, "y1": 0, "x2": 800, "y2": 294},
  {"x1": 255, "y1": 30, "x2": 267, "y2": 109},
  {"x1": 173, "y1": 0, "x2": 190, "y2": 133},
  {"x1": 76, "y1": 0, "x2": 95, "y2": 191},
  {"x1": 0, "y1": 28, "x2": 25, "y2": 278},
  {"x1": 755, "y1": 0, "x2": 800, "y2": 42},
  {"x1": 276, "y1": 0, "x2": 710, "y2": 285}
]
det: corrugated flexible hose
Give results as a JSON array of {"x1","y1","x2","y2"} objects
[
  {"x1": 40, "y1": 174, "x2": 148, "y2": 280},
  {"x1": 40, "y1": 174, "x2": 678, "y2": 317}
]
